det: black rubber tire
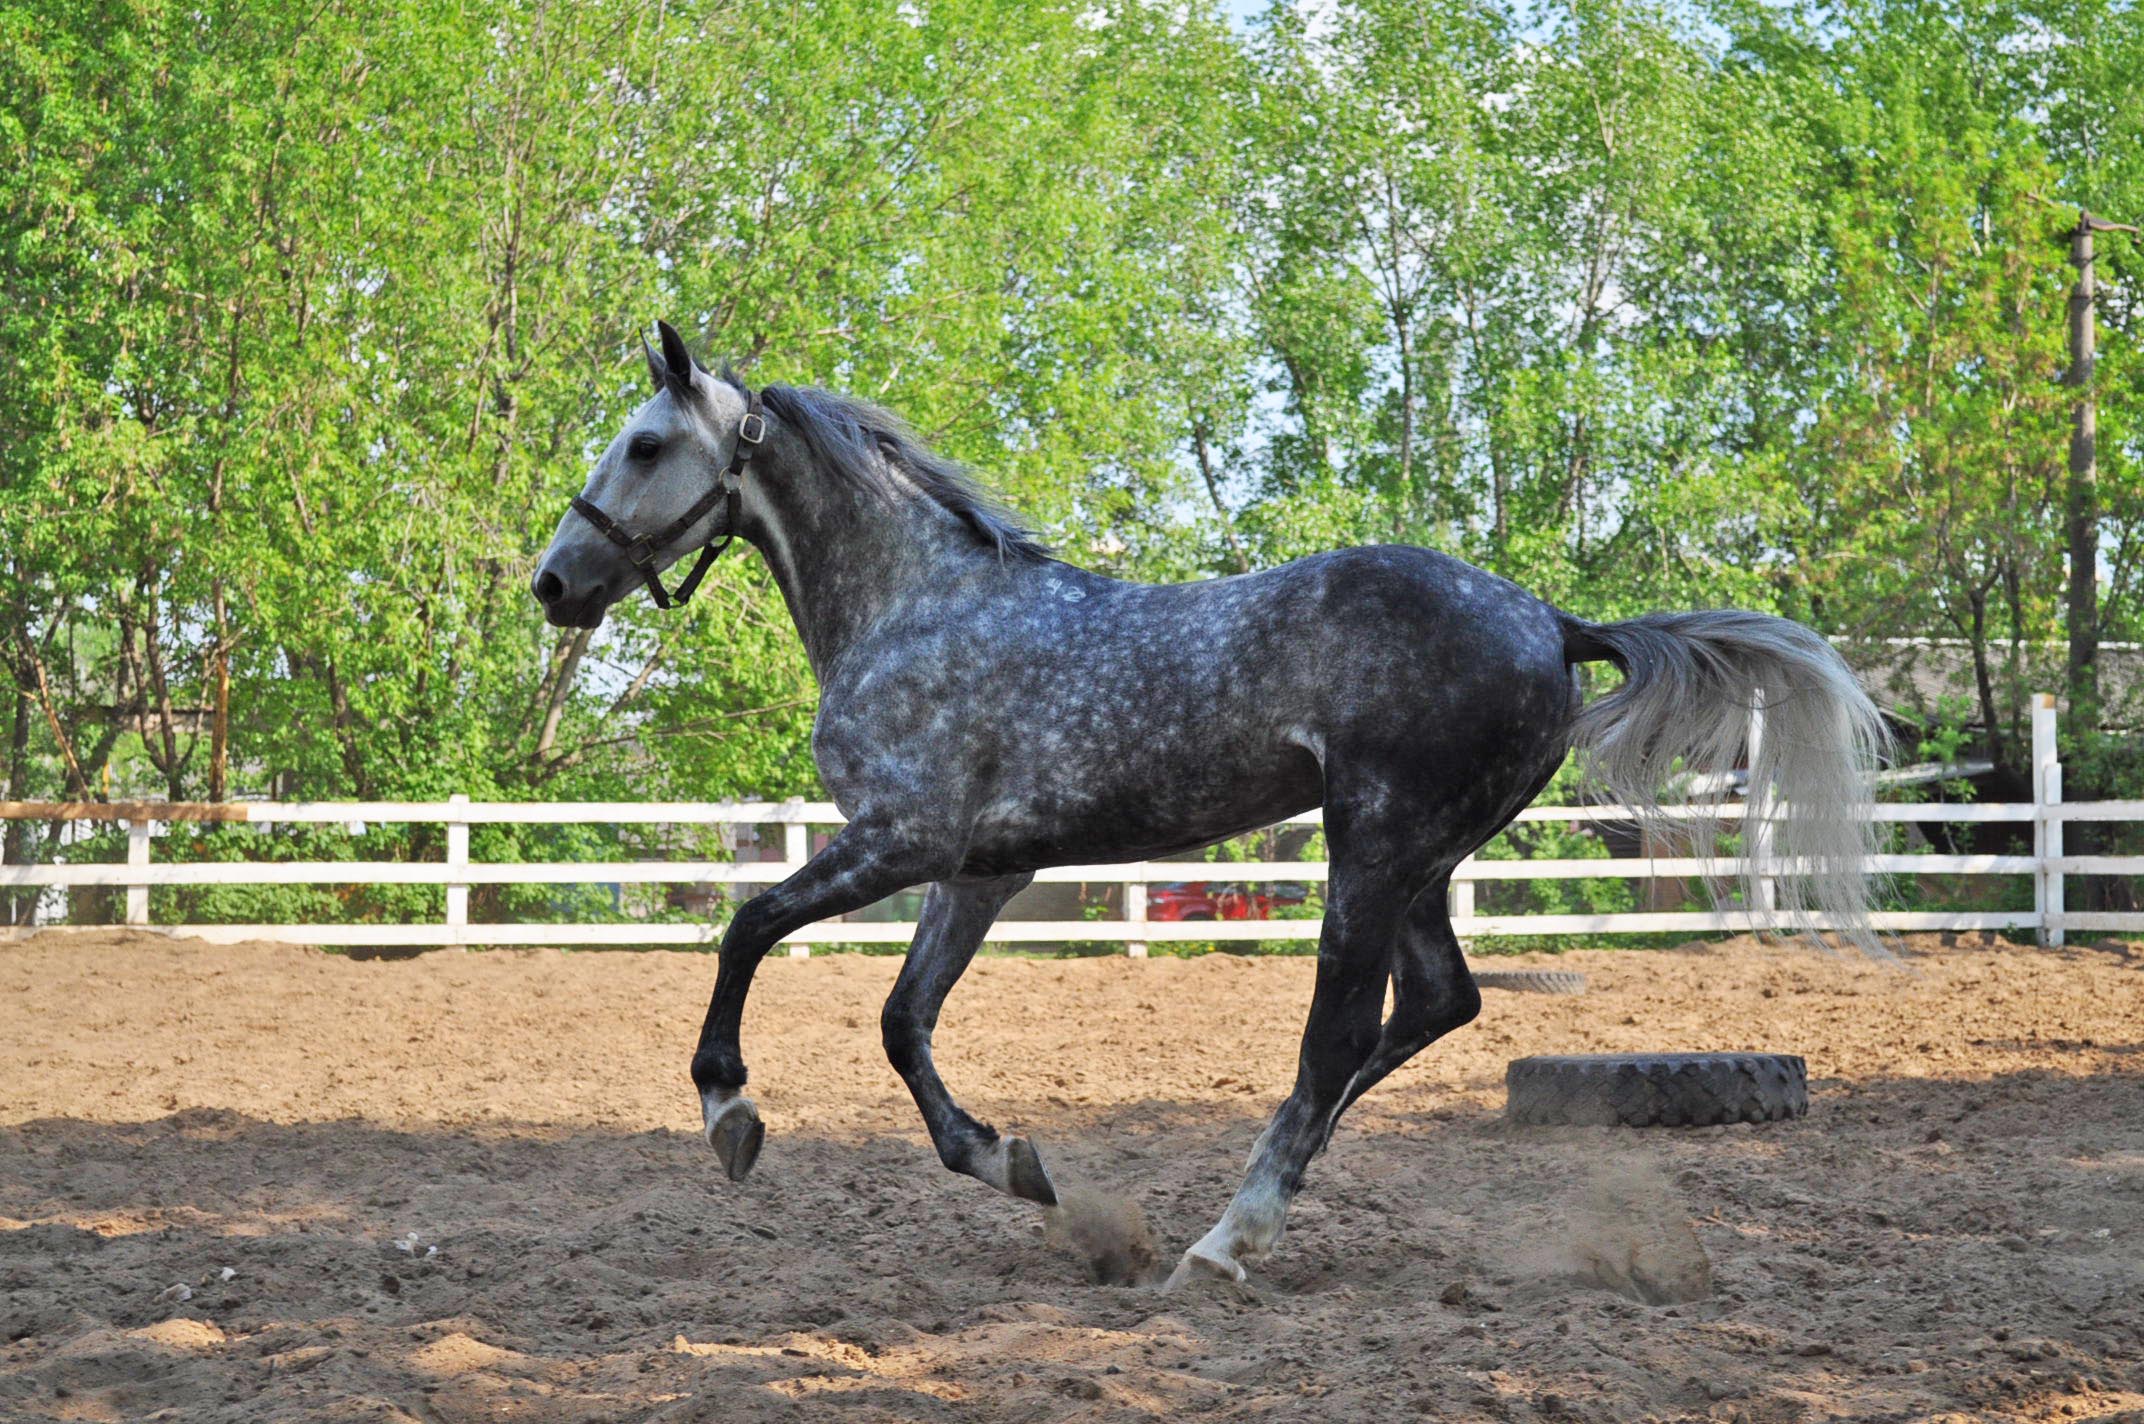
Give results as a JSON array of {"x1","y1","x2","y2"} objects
[
  {"x1": 1504, "y1": 1052, "x2": 1808, "y2": 1127},
  {"x1": 1472, "y1": 969, "x2": 1588, "y2": 995}
]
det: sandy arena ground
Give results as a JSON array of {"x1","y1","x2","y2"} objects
[{"x1": 0, "y1": 931, "x2": 2139, "y2": 1423}]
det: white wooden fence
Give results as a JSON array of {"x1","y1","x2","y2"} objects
[{"x1": 5, "y1": 694, "x2": 2141, "y2": 952}]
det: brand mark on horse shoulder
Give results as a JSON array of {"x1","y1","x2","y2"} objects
[{"x1": 1044, "y1": 576, "x2": 1086, "y2": 604}]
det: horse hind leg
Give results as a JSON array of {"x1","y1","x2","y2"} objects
[
  {"x1": 1338, "y1": 874, "x2": 1479, "y2": 1116},
  {"x1": 1333, "y1": 735, "x2": 1565, "y2": 1115},
  {"x1": 1169, "y1": 838, "x2": 1427, "y2": 1288},
  {"x1": 881, "y1": 874, "x2": 1058, "y2": 1204}
]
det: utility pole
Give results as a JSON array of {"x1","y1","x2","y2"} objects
[{"x1": 2062, "y1": 207, "x2": 2139, "y2": 728}]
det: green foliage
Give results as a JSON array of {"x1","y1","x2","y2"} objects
[
  {"x1": 5, "y1": 0, "x2": 2141, "y2": 933},
  {"x1": 1, "y1": 0, "x2": 1253, "y2": 924}
]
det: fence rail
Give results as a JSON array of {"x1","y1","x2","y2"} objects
[{"x1": 5, "y1": 694, "x2": 2139, "y2": 951}]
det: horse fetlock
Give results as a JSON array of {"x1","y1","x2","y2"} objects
[
  {"x1": 1186, "y1": 1190, "x2": 1289, "y2": 1276},
  {"x1": 701, "y1": 1091, "x2": 764, "y2": 1182},
  {"x1": 689, "y1": 1045, "x2": 744, "y2": 1095}
]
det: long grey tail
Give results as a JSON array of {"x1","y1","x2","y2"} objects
[{"x1": 1561, "y1": 610, "x2": 1890, "y2": 956}]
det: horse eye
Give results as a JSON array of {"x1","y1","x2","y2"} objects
[{"x1": 627, "y1": 435, "x2": 662, "y2": 461}]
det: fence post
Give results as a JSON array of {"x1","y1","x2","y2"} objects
[
  {"x1": 1745, "y1": 695, "x2": 1778, "y2": 926},
  {"x1": 1450, "y1": 869, "x2": 1474, "y2": 947},
  {"x1": 2033, "y1": 694, "x2": 2063, "y2": 948},
  {"x1": 784, "y1": 820, "x2": 811, "y2": 958},
  {"x1": 445, "y1": 793, "x2": 469, "y2": 948},
  {"x1": 125, "y1": 817, "x2": 151, "y2": 927},
  {"x1": 1125, "y1": 875, "x2": 1148, "y2": 958}
]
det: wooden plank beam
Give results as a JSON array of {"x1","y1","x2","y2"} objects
[{"x1": 0, "y1": 801, "x2": 251, "y2": 822}]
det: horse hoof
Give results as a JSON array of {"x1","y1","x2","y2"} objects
[
  {"x1": 1004, "y1": 1136, "x2": 1059, "y2": 1206},
  {"x1": 707, "y1": 1097, "x2": 764, "y2": 1182},
  {"x1": 1162, "y1": 1246, "x2": 1254, "y2": 1297}
]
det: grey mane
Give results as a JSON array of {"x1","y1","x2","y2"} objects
[{"x1": 721, "y1": 370, "x2": 1051, "y2": 563}]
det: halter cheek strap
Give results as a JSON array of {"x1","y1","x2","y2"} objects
[{"x1": 569, "y1": 390, "x2": 765, "y2": 610}]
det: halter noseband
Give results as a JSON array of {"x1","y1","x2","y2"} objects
[{"x1": 568, "y1": 390, "x2": 765, "y2": 610}]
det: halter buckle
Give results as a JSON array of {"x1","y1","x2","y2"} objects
[
  {"x1": 737, "y1": 411, "x2": 767, "y2": 445},
  {"x1": 624, "y1": 536, "x2": 657, "y2": 567}
]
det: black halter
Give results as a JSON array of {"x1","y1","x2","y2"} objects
[{"x1": 569, "y1": 390, "x2": 765, "y2": 610}]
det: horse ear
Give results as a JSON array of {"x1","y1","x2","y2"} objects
[
  {"x1": 641, "y1": 330, "x2": 666, "y2": 392},
  {"x1": 656, "y1": 320, "x2": 698, "y2": 397}
]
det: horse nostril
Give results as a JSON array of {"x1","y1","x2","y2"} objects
[{"x1": 534, "y1": 570, "x2": 565, "y2": 606}]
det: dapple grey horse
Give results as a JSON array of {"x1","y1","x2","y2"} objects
[{"x1": 533, "y1": 322, "x2": 1884, "y2": 1287}]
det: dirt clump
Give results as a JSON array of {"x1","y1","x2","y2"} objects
[
  {"x1": 1562, "y1": 1156, "x2": 1714, "y2": 1304},
  {"x1": 1043, "y1": 1183, "x2": 1160, "y2": 1285}
]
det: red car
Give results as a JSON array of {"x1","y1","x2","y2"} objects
[{"x1": 1148, "y1": 880, "x2": 1310, "y2": 922}]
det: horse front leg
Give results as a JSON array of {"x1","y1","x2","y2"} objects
[
  {"x1": 691, "y1": 817, "x2": 954, "y2": 1181},
  {"x1": 881, "y1": 874, "x2": 1059, "y2": 1203}
]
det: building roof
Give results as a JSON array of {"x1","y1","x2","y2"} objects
[{"x1": 1845, "y1": 638, "x2": 2144, "y2": 731}]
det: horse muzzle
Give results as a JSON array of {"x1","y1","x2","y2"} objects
[{"x1": 531, "y1": 560, "x2": 613, "y2": 629}]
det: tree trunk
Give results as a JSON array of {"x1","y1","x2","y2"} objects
[
  {"x1": 3, "y1": 673, "x2": 30, "y2": 924},
  {"x1": 137, "y1": 579, "x2": 187, "y2": 800},
  {"x1": 208, "y1": 579, "x2": 232, "y2": 801},
  {"x1": 1395, "y1": 317, "x2": 1416, "y2": 538},
  {"x1": 2065, "y1": 214, "x2": 2100, "y2": 726},
  {"x1": 1191, "y1": 416, "x2": 1250, "y2": 575},
  {"x1": 18, "y1": 633, "x2": 90, "y2": 796},
  {"x1": 533, "y1": 627, "x2": 591, "y2": 766},
  {"x1": 1967, "y1": 588, "x2": 2007, "y2": 772},
  {"x1": 323, "y1": 658, "x2": 371, "y2": 797}
]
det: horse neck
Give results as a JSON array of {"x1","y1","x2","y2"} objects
[{"x1": 741, "y1": 436, "x2": 1006, "y2": 675}]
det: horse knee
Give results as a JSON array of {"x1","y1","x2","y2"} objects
[{"x1": 719, "y1": 894, "x2": 780, "y2": 955}]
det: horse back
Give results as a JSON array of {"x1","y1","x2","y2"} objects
[{"x1": 813, "y1": 544, "x2": 1575, "y2": 871}]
